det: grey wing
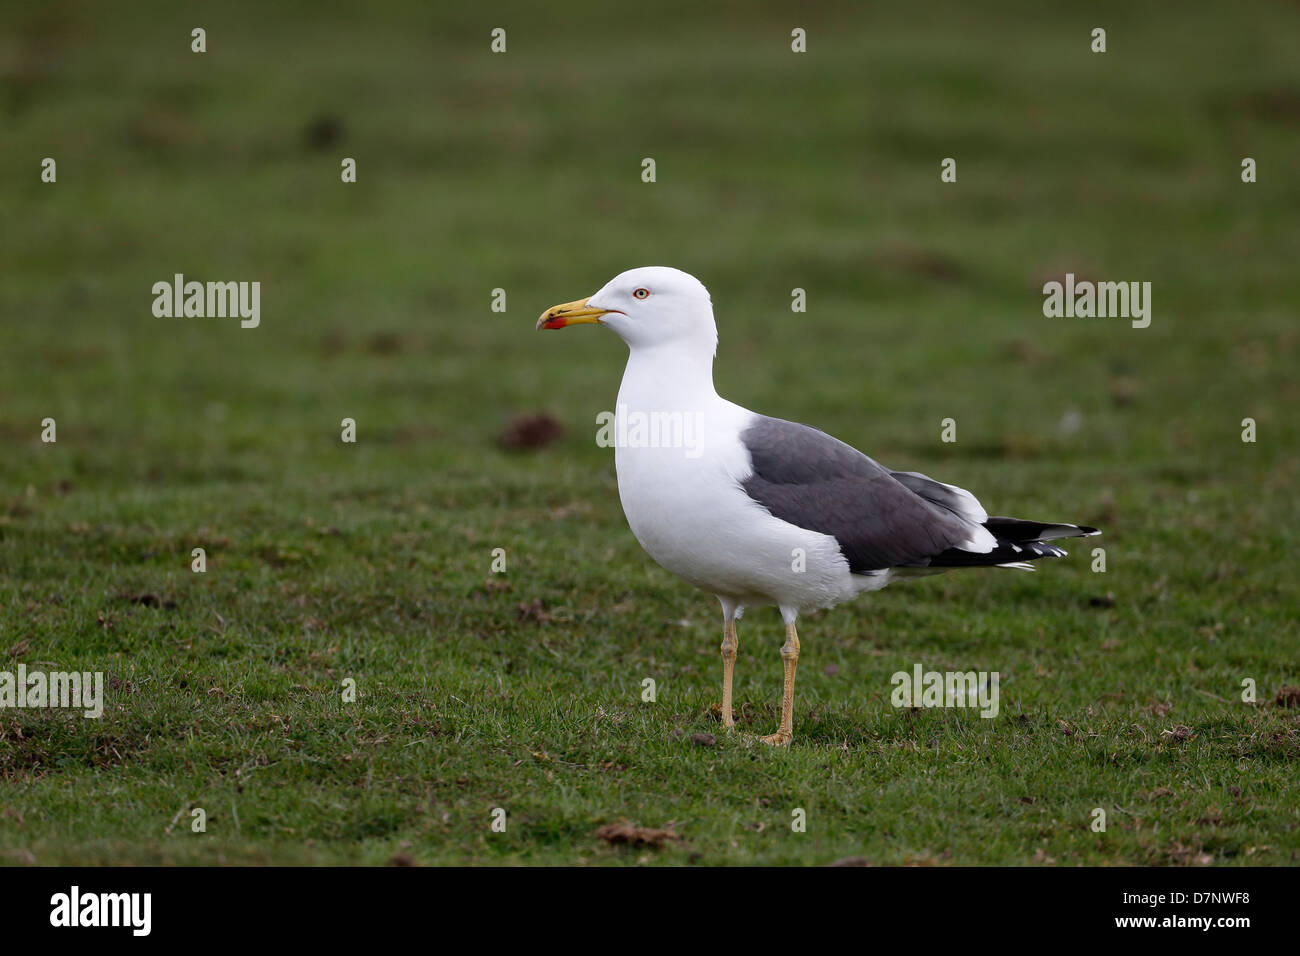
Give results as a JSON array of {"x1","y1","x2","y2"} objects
[
  {"x1": 738, "y1": 416, "x2": 982, "y2": 573},
  {"x1": 889, "y1": 470, "x2": 989, "y2": 526}
]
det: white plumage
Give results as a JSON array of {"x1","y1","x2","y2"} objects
[{"x1": 538, "y1": 266, "x2": 1097, "y2": 745}]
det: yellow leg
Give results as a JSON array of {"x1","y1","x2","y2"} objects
[
  {"x1": 720, "y1": 615, "x2": 738, "y2": 729},
  {"x1": 759, "y1": 619, "x2": 799, "y2": 746}
]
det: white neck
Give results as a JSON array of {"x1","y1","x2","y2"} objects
[{"x1": 618, "y1": 335, "x2": 720, "y2": 412}]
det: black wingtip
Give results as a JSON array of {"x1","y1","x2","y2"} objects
[{"x1": 983, "y1": 517, "x2": 1101, "y2": 542}]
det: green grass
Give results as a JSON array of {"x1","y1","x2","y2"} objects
[{"x1": 1, "y1": 0, "x2": 1298, "y2": 865}]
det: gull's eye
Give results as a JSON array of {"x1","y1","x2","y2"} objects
[{"x1": 633, "y1": 287, "x2": 650, "y2": 299}]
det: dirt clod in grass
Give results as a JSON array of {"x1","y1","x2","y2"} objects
[
  {"x1": 827, "y1": 856, "x2": 871, "y2": 866},
  {"x1": 1004, "y1": 338, "x2": 1042, "y2": 364},
  {"x1": 498, "y1": 413, "x2": 565, "y2": 450},
  {"x1": 6, "y1": 640, "x2": 29, "y2": 658},
  {"x1": 1167, "y1": 842, "x2": 1214, "y2": 866},
  {"x1": 386, "y1": 853, "x2": 416, "y2": 866},
  {"x1": 303, "y1": 114, "x2": 344, "y2": 150},
  {"x1": 595, "y1": 821, "x2": 682, "y2": 848},
  {"x1": 516, "y1": 598, "x2": 550, "y2": 623},
  {"x1": 1162, "y1": 725, "x2": 1193, "y2": 741},
  {"x1": 1109, "y1": 375, "x2": 1139, "y2": 406},
  {"x1": 1274, "y1": 686, "x2": 1300, "y2": 708},
  {"x1": 883, "y1": 245, "x2": 965, "y2": 283},
  {"x1": 366, "y1": 332, "x2": 403, "y2": 355},
  {"x1": 123, "y1": 593, "x2": 177, "y2": 610},
  {"x1": 689, "y1": 732, "x2": 716, "y2": 747},
  {"x1": 705, "y1": 702, "x2": 737, "y2": 724}
]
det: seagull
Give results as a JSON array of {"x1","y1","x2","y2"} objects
[{"x1": 538, "y1": 266, "x2": 1099, "y2": 746}]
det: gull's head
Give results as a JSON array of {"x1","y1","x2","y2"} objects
[{"x1": 537, "y1": 266, "x2": 717, "y2": 353}]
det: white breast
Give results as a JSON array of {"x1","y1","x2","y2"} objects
[{"x1": 612, "y1": 384, "x2": 864, "y2": 612}]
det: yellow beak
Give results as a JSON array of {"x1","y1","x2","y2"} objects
[{"x1": 536, "y1": 296, "x2": 608, "y2": 331}]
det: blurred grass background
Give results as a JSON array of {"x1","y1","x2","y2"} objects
[{"x1": 0, "y1": 0, "x2": 1297, "y2": 864}]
